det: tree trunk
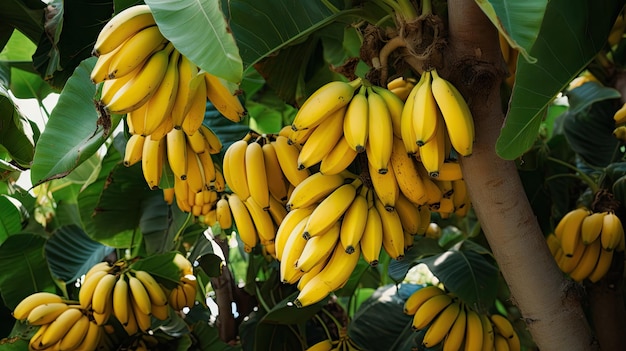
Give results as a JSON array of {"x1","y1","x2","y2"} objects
[{"x1": 445, "y1": 1, "x2": 596, "y2": 349}]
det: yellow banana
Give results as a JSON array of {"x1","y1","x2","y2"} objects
[
  {"x1": 200, "y1": 124, "x2": 223, "y2": 154},
  {"x1": 412, "y1": 293, "x2": 454, "y2": 330},
  {"x1": 40, "y1": 307, "x2": 84, "y2": 347},
  {"x1": 244, "y1": 196, "x2": 276, "y2": 244},
  {"x1": 91, "y1": 273, "x2": 117, "y2": 314},
  {"x1": 298, "y1": 106, "x2": 346, "y2": 169},
  {"x1": 303, "y1": 181, "x2": 358, "y2": 239},
  {"x1": 104, "y1": 44, "x2": 173, "y2": 114},
  {"x1": 296, "y1": 222, "x2": 340, "y2": 272},
  {"x1": 422, "y1": 300, "x2": 461, "y2": 347},
  {"x1": 286, "y1": 172, "x2": 346, "y2": 211},
  {"x1": 151, "y1": 302, "x2": 169, "y2": 321},
  {"x1": 438, "y1": 161, "x2": 464, "y2": 181},
  {"x1": 181, "y1": 72, "x2": 208, "y2": 136},
  {"x1": 131, "y1": 295, "x2": 152, "y2": 332},
  {"x1": 58, "y1": 314, "x2": 90, "y2": 351},
  {"x1": 305, "y1": 339, "x2": 334, "y2": 351},
  {"x1": 174, "y1": 177, "x2": 191, "y2": 212},
  {"x1": 494, "y1": 334, "x2": 510, "y2": 351},
  {"x1": 400, "y1": 73, "x2": 427, "y2": 154},
  {"x1": 554, "y1": 207, "x2": 588, "y2": 241},
  {"x1": 228, "y1": 193, "x2": 258, "y2": 252},
  {"x1": 430, "y1": 69, "x2": 474, "y2": 156},
  {"x1": 133, "y1": 270, "x2": 168, "y2": 306},
  {"x1": 588, "y1": 247, "x2": 614, "y2": 283},
  {"x1": 297, "y1": 255, "x2": 328, "y2": 291},
  {"x1": 480, "y1": 313, "x2": 495, "y2": 351},
  {"x1": 141, "y1": 49, "x2": 180, "y2": 135},
  {"x1": 464, "y1": 308, "x2": 484, "y2": 351},
  {"x1": 389, "y1": 136, "x2": 428, "y2": 206},
  {"x1": 78, "y1": 270, "x2": 108, "y2": 309},
  {"x1": 557, "y1": 207, "x2": 590, "y2": 256},
  {"x1": 245, "y1": 141, "x2": 270, "y2": 210},
  {"x1": 601, "y1": 212, "x2": 624, "y2": 251},
  {"x1": 99, "y1": 63, "x2": 142, "y2": 106},
  {"x1": 29, "y1": 324, "x2": 48, "y2": 350},
  {"x1": 293, "y1": 242, "x2": 360, "y2": 307},
  {"x1": 319, "y1": 135, "x2": 358, "y2": 175},
  {"x1": 291, "y1": 78, "x2": 362, "y2": 131},
  {"x1": 489, "y1": 314, "x2": 515, "y2": 339},
  {"x1": 184, "y1": 142, "x2": 205, "y2": 193},
  {"x1": 272, "y1": 135, "x2": 311, "y2": 186},
  {"x1": 126, "y1": 100, "x2": 147, "y2": 136},
  {"x1": 545, "y1": 233, "x2": 561, "y2": 257},
  {"x1": 26, "y1": 302, "x2": 69, "y2": 326},
  {"x1": 614, "y1": 102, "x2": 626, "y2": 125},
  {"x1": 224, "y1": 139, "x2": 251, "y2": 199},
  {"x1": 216, "y1": 196, "x2": 233, "y2": 229},
  {"x1": 13, "y1": 292, "x2": 63, "y2": 321},
  {"x1": 275, "y1": 208, "x2": 314, "y2": 261},
  {"x1": 371, "y1": 85, "x2": 404, "y2": 138},
  {"x1": 91, "y1": 41, "x2": 125, "y2": 83},
  {"x1": 74, "y1": 320, "x2": 102, "y2": 351},
  {"x1": 395, "y1": 192, "x2": 422, "y2": 235},
  {"x1": 204, "y1": 71, "x2": 247, "y2": 123},
  {"x1": 93, "y1": 4, "x2": 156, "y2": 56},
  {"x1": 123, "y1": 133, "x2": 145, "y2": 167},
  {"x1": 262, "y1": 142, "x2": 289, "y2": 202},
  {"x1": 279, "y1": 218, "x2": 309, "y2": 284},
  {"x1": 268, "y1": 194, "x2": 288, "y2": 225},
  {"x1": 150, "y1": 114, "x2": 174, "y2": 141},
  {"x1": 106, "y1": 25, "x2": 167, "y2": 79},
  {"x1": 613, "y1": 125, "x2": 626, "y2": 142},
  {"x1": 197, "y1": 147, "x2": 216, "y2": 187},
  {"x1": 412, "y1": 71, "x2": 440, "y2": 146},
  {"x1": 505, "y1": 331, "x2": 521, "y2": 351},
  {"x1": 367, "y1": 158, "x2": 399, "y2": 211},
  {"x1": 339, "y1": 189, "x2": 368, "y2": 253},
  {"x1": 112, "y1": 274, "x2": 130, "y2": 326},
  {"x1": 343, "y1": 87, "x2": 368, "y2": 153},
  {"x1": 361, "y1": 205, "x2": 383, "y2": 266},
  {"x1": 419, "y1": 111, "x2": 446, "y2": 178},
  {"x1": 568, "y1": 237, "x2": 601, "y2": 281},
  {"x1": 141, "y1": 136, "x2": 165, "y2": 189},
  {"x1": 366, "y1": 89, "x2": 394, "y2": 174},
  {"x1": 442, "y1": 306, "x2": 467, "y2": 351},
  {"x1": 288, "y1": 126, "x2": 316, "y2": 147},
  {"x1": 171, "y1": 54, "x2": 199, "y2": 128},
  {"x1": 128, "y1": 272, "x2": 152, "y2": 314},
  {"x1": 376, "y1": 200, "x2": 405, "y2": 260}
]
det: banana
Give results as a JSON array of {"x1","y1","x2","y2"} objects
[
  {"x1": 85, "y1": 262, "x2": 113, "y2": 280},
  {"x1": 58, "y1": 314, "x2": 90, "y2": 351},
  {"x1": 568, "y1": 237, "x2": 601, "y2": 281},
  {"x1": 267, "y1": 194, "x2": 287, "y2": 225},
  {"x1": 150, "y1": 114, "x2": 174, "y2": 141},
  {"x1": 151, "y1": 302, "x2": 169, "y2": 320},
  {"x1": 343, "y1": 87, "x2": 368, "y2": 153},
  {"x1": 131, "y1": 294, "x2": 152, "y2": 332},
  {"x1": 93, "y1": 5, "x2": 156, "y2": 56},
  {"x1": 286, "y1": 172, "x2": 346, "y2": 211},
  {"x1": 204, "y1": 72, "x2": 247, "y2": 123},
  {"x1": 293, "y1": 242, "x2": 361, "y2": 307},
  {"x1": 74, "y1": 320, "x2": 102, "y2": 351},
  {"x1": 112, "y1": 274, "x2": 130, "y2": 326},
  {"x1": 141, "y1": 49, "x2": 180, "y2": 135},
  {"x1": 40, "y1": 307, "x2": 84, "y2": 347},
  {"x1": 305, "y1": 339, "x2": 334, "y2": 351},
  {"x1": 275, "y1": 208, "x2": 314, "y2": 261},
  {"x1": 91, "y1": 273, "x2": 116, "y2": 314},
  {"x1": 79, "y1": 270, "x2": 108, "y2": 309},
  {"x1": 298, "y1": 106, "x2": 346, "y2": 169},
  {"x1": 29, "y1": 324, "x2": 48, "y2": 350},
  {"x1": 339, "y1": 188, "x2": 368, "y2": 253},
  {"x1": 419, "y1": 111, "x2": 446, "y2": 178},
  {"x1": 489, "y1": 314, "x2": 515, "y2": 339},
  {"x1": 126, "y1": 100, "x2": 147, "y2": 136},
  {"x1": 174, "y1": 177, "x2": 191, "y2": 212},
  {"x1": 420, "y1": 166, "x2": 444, "y2": 208},
  {"x1": 181, "y1": 274, "x2": 198, "y2": 307},
  {"x1": 91, "y1": 42, "x2": 125, "y2": 83},
  {"x1": 244, "y1": 196, "x2": 276, "y2": 244},
  {"x1": 600, "y1": 212, "x2": 624, "y2": 251},
  {"x1": 443, "y1": 306, "x2": 467, "y2": 351},
  {"x1": 437, "y1": 161, "x2": 463, "y2": 181},
  {"x1": 297, "y1": 255, "x2": 328, "y2": 291},
  {"x1": 123, "y1": 134, "x2": 145, "y2": 167},
  {"x1": 216, "y1": 196, "x2": 233, "y2": 229},
  {"x1": 26, "y1": 302, "x2": 69, "y2": 326},
  {"x1": 134, "y1": 270, "x2": 168, "y2": 306},
  {"x1": 389, "y1": 136, "x2": 428, "y2": 206},
  {"x1": 366, "y1": 89, "x2": 394, "y2": 174},
  {"x1": 262, "y1": 142, "x2": 289, "y2": 202},
  {"x1": 400, "y1": 73, "x2": 426, "y2": 154},
  {"x1": 13, "y1": 292, "x2": 63, "y2": 320},
  {"x1": 171, "y1": 55, "x2": 199, "y2": 128},
  {"x1": 288, "y1": 126, "x2": 316, "y2": 147},
  {"x1": 417, "y1": 205, "x2": 432, "y2": 235},
  {"x1": 545, "y1": 233, "x2": 561, "y2": 256},
  {"x1": 99, "y1": 63, "x2": 142, "y2": 106},
  {"x1": 555, "y1": 207, "x2": 589, "y2": 256},
  {"x1": 395, "y1": 192, "x2": 422, "y2": 235},
  {"x1": 272, "y1": 135, "x2": 311, "y2": 186},
  {"x1": 106, "y1": 25, "x2": 167, "y2": 79},
  {"x1": 199, "y1": 124, "x2": 223, "y2": 154},
  {"x1": 480, "y1": 313, "x2": 495, "y2": 351},
  {"x1": 128, "y1": 273, "x2": 152, "y2": 316},
  {"x1": 296, "y1": 222, "x2": 340, "y2": 272},
  {"x1": 464, "y1": 308, "x2": 484, "y2": 351},
  {"x1": 376, "y1": 200, "x2": 405, "y2": 260},
  {"x1": 371, "y1": 85, "x2": 404, "y2": 138},
  {"x1": 367, "y1": 157, "x2": 399, "y2": 211},
  {"x1": 588, "y1": 247, "x2": 614, "y2": 283},
  {"x1": 141, "y1": 136, "x2": 165, "y2": 189},
  {"x1": 558, "y1": 233, "x2": 587, "y2": 274},
  {"x1": 224, "y1": 139, "x2": 251, "y2": 199},
  {"x1": 411, "y1": 71, "x2": 439, "y2": 147},
  {"x1": 430, "y1": 69, "x2": 474, "y2": 156},
  {"x1": 245, "y1": 141, "x2": 270, "y2": 210},
  {"x1": 181, "y1": 72, "x2": 208, "y2": 136},
  {"x1": 291, "y1": 78, "x2": 361, "y2": 131},
  {"x1": 197, "y1": 147, "x2": 216, "y2": 186},
  {"x1": 228, "y1": 193, "x2": 258, "y2": 252},
  {"x1": 412, "y1": 293, "x2": 454, "y2": 330},
  {"x1": 494, "y1": 334, "x2": 511, "y2": 351},
  {"x1": 361, "y1": 205, "x2": 383, "y2": 266},
  {"x1": 614, "y1": 126, "x2": 626, "y2": 142},
  {"x1": 303, "y1": 182, "x2": 358, "y2": 239},
  {"x1": 319, "y1": 135, "x2": 358, "y2": 175},
  {"x1": 614, "y1": 102, "x2": 626, "y2": 125},
  {"x1": 423, "y1": 300, "x2": 461, "y2": 347},
  {"x1": 104, "y1": 44, "x2": 173, "y2": 114},
  {"x1": 404, "y1": 285, "x2": 446, "y2": 315},
  {"x1": 279, "y1": 218, "x2": 309, "y2": 284}
]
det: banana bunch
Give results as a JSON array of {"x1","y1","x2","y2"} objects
[
  {"x1": 404, "y1": 285, "x2": 521, "y2": 351},
  {"x1": 386, "y1": 76, "x2": 417, "y2": 102},
  {"x1": 168, "y1": 273, "x2": 198, "y2": 311},
  {"x1": 92, "y1": 4, "x2": 246, "y2": 123},
  {"x1": 12, "y1": 292, "x2": 103, "y2": 351},
  {"x1": 548, "y1": 208, "x2": 624, "y2": 283}
]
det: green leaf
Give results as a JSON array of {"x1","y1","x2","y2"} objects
[
  {"x1": 129, "y1": 252, "x2": 182, "y2": 287},
  {"x1": 191, "y1": 321, "x2": 236, "y2": 351},
  {"x1": 496, "y1": 0, "x2": 624, "y2": 160},
  {"x1": 0, "y1": 87, "x2": 35, "y2": 167},
  {"x1": 475, "y1": 0, "x2": 548, "y2": 60},
  {"x1": 0, "y1": 195, "x2": 24, "y2": 245},
  {"x1": 566, "y1": 82, "x2": 621, "y2": 115},
  {"x1": 0, "y1": 0, "x2": 45, "y2": 44},
  {"x1": 44, "y1": 225, "x2": 113, "y2": 283},
  {"x1": 260, "y1": 291, "x2": 323, "y2": 325},
  {"x1": 421, "y1": 247, "x2": 499, "y2": 312},
  {"x1": 388, "y1": 237, "x2": 444, "y2": 282},
  {"x1": 30, "y1": 57, "x2": 121, "y2": 186},
  {"x1": 0, "y1": 233, "x2": 57, "y2": 310},
  {"x1": 146, "y1": 0, "x2": 243, "y2": 83}
]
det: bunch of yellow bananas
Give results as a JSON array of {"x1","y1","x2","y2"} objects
[
  {"x1": 547, "y1": 208, "x2": 624, "y2": 283},
  {"x1": 404, "y1": 285, "x2": 521, "y2": 351},
  {"x1": 12, "y1": 292, "x2": 103, "y2": 351},
  {"x1": 167, "y1": 273, "x2": 198, "y2": 311}
]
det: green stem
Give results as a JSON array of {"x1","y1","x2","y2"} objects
[
  {"x1": 255, "y1": 284, "x2": 272, "y2": 312},
  {"x1": 420, "y1": 0, "x2": 432, "y2": 16},
  {"x1": 173, "y1": 211, "x2": 194, "y2": 243},
  {"x1": 321, "y1": 306, "x2": 344, "y2": 329},
  {"x1": 314, "y1": 314, "x2": 334, "y2": 341},
  {"x1": 546, "y1": 156, "x2": 599, "y2": 193},
  {"x1": 396, "y1": 0, "x2": 419, "y2": 19},
  {"x1": 373, "y1": 0, "x2": 403, "y2": 16},
  {"x1": 321, "y1": 0, "x2": 340, "y2": 14}
]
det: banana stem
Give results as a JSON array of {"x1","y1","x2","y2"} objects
[
  {"x1": 395, "y1": 0, "x2": 419, "y2": 20},
  {"x1": 546, "y1": 156, "x2": 599, "y2": 193},
  {"x1": 378, "y1": 35, "x2": 408, "y2": 84},
  {"x1": 420, "y1": 0, "x2": 432, "y2": 16}
]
